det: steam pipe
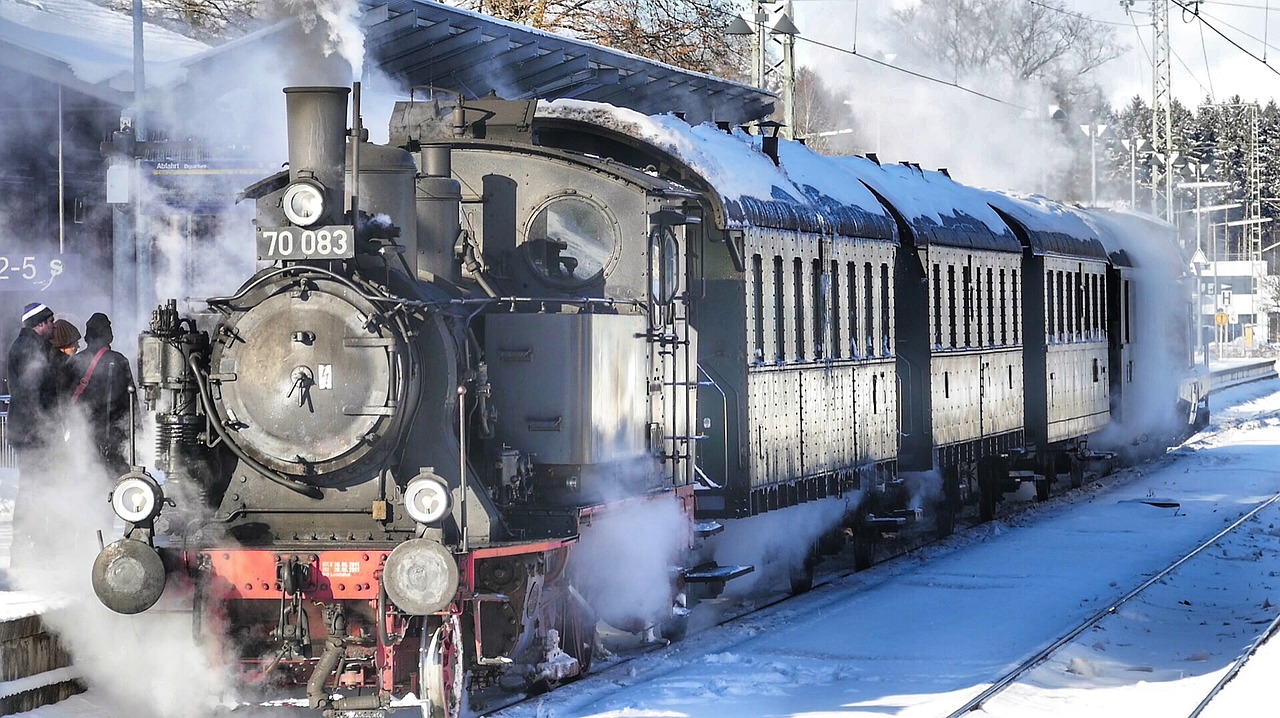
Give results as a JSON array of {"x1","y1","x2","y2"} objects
[
  {"x1": 458, "y1": 385, "x2": 468, "y2": 552},
  {"x1": 351, "y1": 81, "x2": 361, "y2": 228},
  {"x1": 307, "y1": 636, "x2": 344, "y2": 709}
]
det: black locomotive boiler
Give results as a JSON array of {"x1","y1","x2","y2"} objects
[{"x1": 90, "y1": 85, "x2": 1200, "y2": 717}]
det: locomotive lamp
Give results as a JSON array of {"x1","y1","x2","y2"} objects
[
  {"x1": 403, "y1": 471, "x2": 452, "y2": 525},
  {"x1": 110, "y1": 471, "x2": 165, "y2": 524},
  {"x1": 281, "y1": 180, "x2": 327, "y2": 227},
  {"x1": 381, "y1": 538, "x2": 459, "y2": 615},
  {"x1": 91, "y1": 539, "x2": 166, "y2": 614}
]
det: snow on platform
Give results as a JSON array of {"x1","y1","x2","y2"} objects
[{"x1": 0, "y1": 469, "x2": 86, "y2": 716}]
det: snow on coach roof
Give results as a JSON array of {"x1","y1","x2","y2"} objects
[
  {"x1": 1082, "y1": 208, "x2": 1185, "y2": 273},
  {"x1": 824, "y1": 156, "x2": 1023, "y2": 253},
  {"x1": 984, "y1": 191, "x2": 1110, "y2": 261},
  {"x1": 539, "y1": 100, "x2": 1045, "y2": 253},
  {"x1": 538, "y1": 99, "x2": 897, "y2": 241}
]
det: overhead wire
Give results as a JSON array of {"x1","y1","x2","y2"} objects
[
  {"x1": 1170, "y1": 0, "x2": 1280, "y2": 77},
  {"x1": 1025, "y1": 0, "x2": 1143, "y2": 27},
  {"x1": 1199, "y1": 21, "x2": 1218, "y2": 99},
  {"x1": 720, "y1": 4, "x2": 1030, "y2": 111}
]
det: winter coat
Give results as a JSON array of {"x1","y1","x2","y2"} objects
[
  {"x1": 66, "y1": 339, "x2": 136, "y2": 463},
  {"x1": 4, "y1": 327, "x2": 58, "y2": 450}
]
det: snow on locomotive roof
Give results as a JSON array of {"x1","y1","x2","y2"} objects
[
  {"x1": 538, "y1": 99, "x2": 896, "y2": 241},
  {"x1": 983, "y1": 191, "x2": 1111, "y2": 261}
]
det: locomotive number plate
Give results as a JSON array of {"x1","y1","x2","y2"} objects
[{"x1": 257, "y1": 226, "x2": 356, "y2": 260}]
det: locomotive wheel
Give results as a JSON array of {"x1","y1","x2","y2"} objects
[
  {"x1": 421, "y1": 615, "x2": 463, "y2": 718},
  {"x1": 659, "y1": 613, "x2": 689, "y2": 642},
  {"x1": 556, "y1": 591, "x2": 597, "y2": 675}
]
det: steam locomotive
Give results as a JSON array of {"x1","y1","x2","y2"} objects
[{"x1": 89, "y1": 85, "x2": 1200, "y2": 717}]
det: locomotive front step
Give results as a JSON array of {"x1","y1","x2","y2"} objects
[{"x1": 682, "y1": 562, "x2": 753, "y2": 583}]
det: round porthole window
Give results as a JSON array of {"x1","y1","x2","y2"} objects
[{"x1": 523, "y1": 195, "x2": 618, "y2": 288}]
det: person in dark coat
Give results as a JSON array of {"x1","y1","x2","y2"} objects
[
  {"x1": 5, "y1": 301, "x2": 58, "y2": 566},
  {"x1": 66, "y1": 312, "x2": 136, "y2": 479},
  {"x1": 48, "y1": 318, "x2": 81, "y2": 400}
]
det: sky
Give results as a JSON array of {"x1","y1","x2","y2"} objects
[
  {"x1": 759, "y1": 0, "x2": 1280, "y2": 193},
  {"x1": 790, "y1": 0, "x2": 1280, "y2": 110},
  {"x1": 7, "y1": 374, "x2": 1280, "y2": 716}
]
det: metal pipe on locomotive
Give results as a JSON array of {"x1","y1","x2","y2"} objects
[{"x1": 89, "y1": 85, "x2": 677, "y2": 717}]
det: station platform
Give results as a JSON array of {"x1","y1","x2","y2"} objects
[{"x1": 0, "y1": 469, "x2": 85, "y2": 715}]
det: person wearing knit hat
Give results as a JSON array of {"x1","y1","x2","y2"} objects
[
  {"x1": 5, "y1": 300, "x2": 59, "y2": 567},
  {"x1": 21, "y1": 302, "x2": 53, "y2": 329},
  {"x1": 50, "y1": 319, "x2": 80, "y2": 356},
  {"x1": 67, "y1": 311, "x2": 136, "y2": 479}
]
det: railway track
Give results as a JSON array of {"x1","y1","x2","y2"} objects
[{"x1": 946, "y1": 489, "x2": 1280, "y2": 718}]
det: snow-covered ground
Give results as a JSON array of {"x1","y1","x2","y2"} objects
[{"x1": 6, "y1": 379, "x2": 1280, "y2": 716}]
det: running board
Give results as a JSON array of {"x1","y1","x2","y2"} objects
[
  {"x1": 682, "y1": 562, "x2": 754, "y2": 583},
  {"x1": 694, "y1": 520, "x2": 725, "y2": 538}
]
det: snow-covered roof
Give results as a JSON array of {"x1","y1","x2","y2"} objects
[
  {"x1": 538, "y1": 100, "x2": 897, "y2": 241},
  {"x1": 1081, "y1": 208, "x2": 1184, "y2": 275},
  {"x1": 0, "y1": 0, "x2": 208, "y2": 102},
  {"x1": 984, "y1": 191, "x2": 1111, "y2": 261},
  {"x1": 830, "y1": 158, "x2": 1024, "y2": 253}
]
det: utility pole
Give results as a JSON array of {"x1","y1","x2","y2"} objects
[{"x1": 1152, "y1": 0, "x2": 1173, "y2": 220}]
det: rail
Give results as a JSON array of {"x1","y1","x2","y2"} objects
[
  {"x1": 946, "y1": 490, "x2": 1280, "y2": 717},
  {"x1": 1207, "y1": 360, "x2": 1278, "y2": 393}
]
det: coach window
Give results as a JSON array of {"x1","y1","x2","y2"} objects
[
  {"x1": 1058, "y1": 270, "x2": 1067, "y2": 342},
  {"x1": 752, "y1": 255, "x2": 765, "y2": 363},
  {"x1": 864, "y1": 262, "x2": 875, "y2": 356},
  {"x1": 880, "y1": 263, "x2": 891, "y2": 354},
  {"x1": 773, "y1": 256, "x2": 785, "y2": 362},
  {"x1": 974, "y1": 263, "x2": 983, "y2": 347},
  {"x1": 1046, "y1": 271, "x2": 1055, "y2": 343},
  {"x1": 1011, "y1": 269, "x2": 1020, "y2": 343},
  {"x1": 1097, "y1": 274, "x2": 1105, "y2": 338},
  {"x1": 1123, "y1": 279, "x2": 1131, "y2": 343},
  {"x1": 813, "y1": 259, "x2": 825, "y2": 359},
  {"x1": 847, "y1": 262, "x2": 859, "y2": 358},
  {"x1": 986, "y1": 268, "x2": 995, "y2": 346},
  {"x1": 1100, "y1": 275, "x2": 1108, "y2": 338},
  {"x1": 947, "y1": 264, "x2": 957, "y2": 348},
  {"x1": 933, "y1": 263, "x2": 943, "y2": 347},
  {"x1": 999, "y1": 268, "x2": 1007, "y2": 345},
  {"x1": 830, "y1": 260, "x2": 842, "y2": 359},
  {"x1": 525, "y1": 195, "x2": 617, "y2": 288},
  {"x1": 794, "y1": 258, "x2": 806, "y2": 360}
]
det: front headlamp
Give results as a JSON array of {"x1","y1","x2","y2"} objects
[
  {"x1": 282, "y1": 181, "x2": 326, "y2": 227},
  {"x1": 111, "y1": 474, "x2": 164, "y2": 524},
  {"x1": 404, "y1": 473, "x2": 452, "y2": 525}
]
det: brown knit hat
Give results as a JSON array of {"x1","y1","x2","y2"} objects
[{"x1": 50, "y1": 318, "x2": 80, "y2": 350}]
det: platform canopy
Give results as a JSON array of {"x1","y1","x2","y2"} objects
[{"x1": 361, "y1": 0, "x2": 774, "y2": 125}]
